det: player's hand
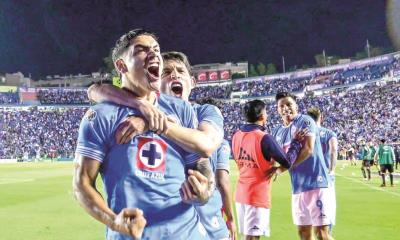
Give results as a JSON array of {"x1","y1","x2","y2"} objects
[
  {"x1": 226, "y1": 219, "x2": 237, "y2": 240},
  {"x1": 294, "y1": 128, "x2": 309, "y2": 142},
  {"x1": 112, "y1": 208, "x2": 147, "y2": 239},
  {"x1": 115, "y1": 116, "x2": 149, "y2": 144},
  {"x1": 180, "y1": 169, "x2": 212, "y2": 205},
  {"x1": 265, "y1": 166, "x2": 286, "y2": 181},
  {"x1": 137, "y1": 100, "x2": 169, "y2": 134}
]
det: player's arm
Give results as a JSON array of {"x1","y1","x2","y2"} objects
[
  {"x1": 216, "y1": 169, "x2": 236, "y2": 234},
  {"x1": 329, "y1": 137, "x2": 338, "y2": 174},
  {"x1": 391, "y1": 147, "x2": 396, "y2": 161},
  {"x1": 163, "y1": 120, "x2": 223, "y2": 158},
  {"x1": 292, "y1": 134, "x2": 315, "y2": 168},
  {"x1": 181, "y1": 158, "x2": 215, "y2": 204},
  {"x1": 73, "y1": 155, "x2": 146, "y2": 238},
  {"x1": 263, "y1": 133, "x2": 304, "y2": 178},
  {"x1": 88, "y1": 83, "x2": 168, "y2": 133},
  {"x1": 374, "y1": 150, "x2": 379, "y2": 162}
]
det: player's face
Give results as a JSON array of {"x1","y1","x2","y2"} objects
[
  {"x1": 277, "y1": 96, "x2": 298, "y2": 123},
  {"x1": 119, "y1": 35, "x2": 162, "y2": 94},
  {"x1": 161, "y1": 59, "x2": 194, "y2": 101}
]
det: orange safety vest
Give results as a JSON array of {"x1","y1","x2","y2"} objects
[{"x1": 232, "y1": 128, "x2": 274, "y2": 208}]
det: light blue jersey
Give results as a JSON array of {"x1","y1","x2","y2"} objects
[
  {"x1": 76, "y1": 94, "x2": 208, "y2": 240},
  {"x1": 272, "y1": 114, "x2": 331, "y2": 194},
  {"x1": 319, "y1": 127, "x2": 337, "y2": 170},
  {"x1": 192, "y1": 103, "x2": 230, "y2": 239}
]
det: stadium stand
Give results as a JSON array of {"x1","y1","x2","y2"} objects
[{"x1": 1, "y1": 53, "x2": 399, "y2": 160}]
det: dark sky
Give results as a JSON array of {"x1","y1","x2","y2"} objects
[{"x1": 0, "y1": 0, "x2": 393, "y2": 79}]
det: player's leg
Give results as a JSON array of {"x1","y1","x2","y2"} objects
[
  {"x1": 292, "y1": 192, "x2": 313, "y2": 240},
  {"x1": 361, "y1": 161, "x2": 367, "y2": 180},
  {"x1": 243, "y1": 204, "x2": 270, "y2": 240},
  {"x1": 365, "y1": 161, "x2": 371, "y2": 180},
  {"x1": 380, "y1": 165, "x2": 387, "y2": 187},
  {"x1": 314, "y1": 225, "x2": 332, "y2": 240},
  {"x1": 361, "y1": 160, "x2": 367, "y2": 180},
  {"x1": 309, "y1": 188, "x2": 334, "y2": 240},
  {"x1": 388, "y1": 164, "x2": 394, "y2": 186}
]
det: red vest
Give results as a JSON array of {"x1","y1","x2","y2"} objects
[{"x1": 232, "y1": 129, "x2": 273, "y2": 208}]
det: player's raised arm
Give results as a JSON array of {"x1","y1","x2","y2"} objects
[
  {"x1": 329, "y1": 136, "x2": 338, "y2": 174},
  {"x1": 73, "y1": 155, "x2": 146, "y2": 239}
]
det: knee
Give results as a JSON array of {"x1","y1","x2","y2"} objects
[
  {"x1": 315, "y1": 228, "x2": 330, "y2": 240},
  {"x1": 298, "y1": 228, "x2": 312, "y2": 239}
]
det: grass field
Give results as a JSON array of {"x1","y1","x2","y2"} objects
[{"x1": 0, "y1": 161, "x2": 399, "y2": 240}]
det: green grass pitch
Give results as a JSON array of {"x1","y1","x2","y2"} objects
[{"x1": 0, "y1": 161, "x2": 399, "y2": 240}]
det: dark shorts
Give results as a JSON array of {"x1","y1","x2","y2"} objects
[
  {"x1": 380, "y1": 164, "x2": 394, "y2": 173},
  {"x1": 362, "y1": 160, "x2": 370, "y2": 167},
  {"x1": 369, "y1": 160, "x2": 375, "y2": 166}
]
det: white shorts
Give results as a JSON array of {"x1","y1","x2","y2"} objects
[
  {"x1": 235, "y1": 203, "x2": 270, "y2": 237},
  {"x1": 292, "y1": 188, "x2": 335, "y2": 226}
]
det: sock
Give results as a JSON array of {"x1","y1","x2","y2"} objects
[
  {"x1": 361, "y1": 169, "x2": 366, "y2": 178},
  {"x1": 390, "y1": 174, "x2": 393, "y2": 185},
  {"x1": 367, "y1": 169, "x2": 371, "y2": 179},
  {"x1": 381, "y1": 174, "x2": 386, "y2": 185}
]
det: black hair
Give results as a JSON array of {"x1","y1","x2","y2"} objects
[
  {"x1": 243, "y1": 100, "x2": 266, "y2": 123},
  {"x1": 275, "y1": 91, "x2": 297, "y2": 102},
  {"x1": 307, "y1": 107, "x2": 321, "y2": 122},
  {"x1": 111, "y1": 28, "x2": 157, "y2": 64},
  {"x1": 161, "y1": 51, "x2": 192, "y2": 76}
]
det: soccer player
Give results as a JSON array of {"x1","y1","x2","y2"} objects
[
  {"x1": 375, "y1": 139, "x2": 396, "y2": 187},
  {"x1": 88, "y1": 51, "x2": 232, "y2": 239},
  {"x1": 232, "y1": 100, "x2": 304, "y2": 240},
  {"x1": 307, "y1": 107, "x2": 338, "y2": 233},
  {"x1": 359, "y1": 141, "x2": 371, "y2": 180},
  {"x1": 394, "y1": 143, "x2": 400, "y2": 170},
  {"x1": 73, "y1": 29, "x2": 211, "y2": 240},
  {"x1": 272, "y1": 92, "x2": 333, "y2": 240},
  {"x1": 347, "y1": 144, "x2": 356, "y2": 166}
]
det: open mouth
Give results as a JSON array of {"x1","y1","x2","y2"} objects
[
  {"x1": 170, "y1": 81, "x2": 183, "y2": 97},
  {"x1": 145, "y1": 59, "x2": 160, "y2": 83}
]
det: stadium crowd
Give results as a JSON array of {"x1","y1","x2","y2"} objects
[
  {"x1": 0, "y1": 92, "x2": 19, "y2": 104},
  {"x1": 189, "y1": 84, "x2": 232, "y2": 100},
  {"x1": 1, "y1": 80, "x2": 398, "y2": 160},
  {"x1": 190, "y1": 57, "x2": 398, "y2": 99},
  {"x1": 220, "y1": 81, "x2": 400, "y2": 150},
  {"x1": 0, "y1": 107, "x2": 85, "y2": 159},
  {"x1": 37, "y1": 88, "x2": 90, "y2": 104}
]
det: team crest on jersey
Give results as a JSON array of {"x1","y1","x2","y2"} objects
[
  {"x1": 84, "y1": 109, "x2": 97, "y2": 121},
  {"x1": 136, "y1": 137, "x2": 167, "y2": 173}
]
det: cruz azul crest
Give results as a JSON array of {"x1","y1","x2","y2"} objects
[{"x1": 136, "y1": 137, "x2": 167, "y2": 173}]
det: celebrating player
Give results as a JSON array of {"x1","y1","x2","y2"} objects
[
  {"x1": 73, "y1": 29, "x2": 211, "y2": 240},
  {"x1": 232, "y1": 99, "x2": 304, "y2": 240},
  {"x1": 88, "y1": 51, "x2": 235, "y2": 239},
  {"x1": 272, "y1": 92, "x2": 334, "y2": 240}
]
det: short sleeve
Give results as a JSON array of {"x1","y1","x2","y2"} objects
[
  {"x1": 216, "y1": 140, "x2": 231, "y2": 172},
  {"x1": 75, "y1": 108, "x2": 110, "y2": 162}
]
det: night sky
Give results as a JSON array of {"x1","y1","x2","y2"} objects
[{"x1": 0, "y1": 0, "x2": 394, "y2": 79}]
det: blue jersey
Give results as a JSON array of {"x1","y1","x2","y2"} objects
[
  {"x1": 192, "y1": 103, "x2": 229, "y2": 239},
  {"x1": 272, "y1": 114, "x2": 330, "y2": 194},
  {"x1": 75, "y1": 94, "x2": 208, "y2": 240},
  {"x1": 319, "y1": 126, "x2": 337, "y2": 169}
]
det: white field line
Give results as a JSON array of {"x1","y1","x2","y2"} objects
[
  {"x1": 0, "y1": 178, "x2": 35, "y2": 185},
  {"x1": 336, "y1": 173, "x2": 400, "y2": 198}
]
